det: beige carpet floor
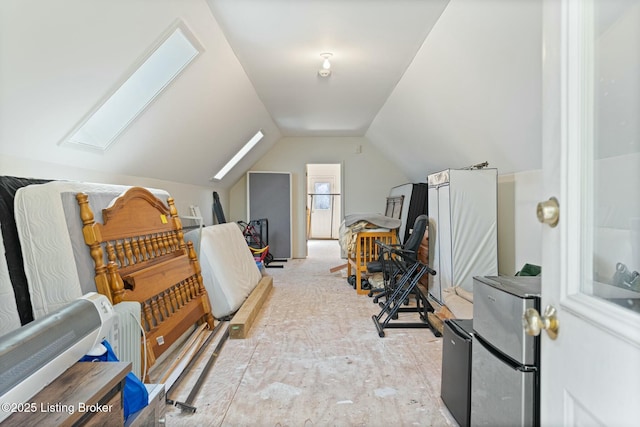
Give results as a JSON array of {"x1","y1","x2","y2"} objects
[{"x1": 164, "y1": 240, "x2": 456, "y2": 426}]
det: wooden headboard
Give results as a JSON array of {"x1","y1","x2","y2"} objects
[{"x1": 76, "y1": 187, "x2": 215, "y2": 372}]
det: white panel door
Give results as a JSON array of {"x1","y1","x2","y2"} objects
[
  {"x1": 539, "y1": 0, "x2": 640, "y2": 425},
  {"x1": 308, "y1": 176, "x2": 335, "y2": 239}
]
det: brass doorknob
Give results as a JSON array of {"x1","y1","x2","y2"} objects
[
  {"x1": 523, "y1": 305, "x2": 559, "y2": 340},
  {"x1": 537, "y1": 197, "x2": 559, "y2": 227}
]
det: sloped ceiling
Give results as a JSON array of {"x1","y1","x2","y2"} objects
[
  {"x1": 207, "y1": 0, "x2": 450, "y2": 137},
  {"x1": 367, "y1": 0, "x2": 543, "y2": 181},
  {"x1": 0, "y1": 0, "x2": 281, "y2": 188},
  {"x1": 0, "y1": 0, "x2": 543, "y2": 188}
]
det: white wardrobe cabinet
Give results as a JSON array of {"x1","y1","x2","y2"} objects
[{"x1": 427, "y1": 168, "x2": 498, "y2": 303}]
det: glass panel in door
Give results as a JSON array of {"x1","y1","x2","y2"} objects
[{"x1": 584, "y1": 0, "x2": 640, "y2": 313}]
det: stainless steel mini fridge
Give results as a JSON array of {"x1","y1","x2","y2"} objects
[{"x1": 470, "y1": 276, "x2": 541, "y2": 427}]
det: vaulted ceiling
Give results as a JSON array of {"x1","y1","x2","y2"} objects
[
  {"x1": 0, "y1": 0, "x2": 542, "y2": 188},
  {"x1": 207, "y1": 0, "x2": 450, "y2": 137}
]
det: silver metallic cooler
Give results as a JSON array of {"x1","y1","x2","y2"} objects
[{"x1": 470, "y1": 276, "x2": 541, "y2": 427}]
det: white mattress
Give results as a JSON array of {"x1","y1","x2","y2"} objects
[
  {"x1": 197, "y1": 223, "x2": 262, "y2": 319},
  {"x1": 0, "y1": 227, "x2": 21, "y2": 337},
  {"x1": 14, "y1": 181, "x2": 169, "y2": 319}
]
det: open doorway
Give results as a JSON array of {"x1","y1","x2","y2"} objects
[{"x1": 306, "y1": 164, "x2": 341, "y2": 241}]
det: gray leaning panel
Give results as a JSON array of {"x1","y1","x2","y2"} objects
[
  {"x1": 248, "y1": 172, "x2": 291, "y2": 259},
  {"x1": 0, "y1": 299, "x2": 100, "y2": 397}
]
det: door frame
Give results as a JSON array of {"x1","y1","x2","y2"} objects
[{"x1": 305, "y1": 163, "x2": 342, "y2": 241}]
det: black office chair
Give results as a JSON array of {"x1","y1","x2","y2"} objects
[{"x1": 366, "y1": 214, "x2": 428, "y2": 303}]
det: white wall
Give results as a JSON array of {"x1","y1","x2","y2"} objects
[
  {"x1": 0, "y1": 153, "x2": 221, "y2": 225},
  {"x1": 497, "y1": 170, "x2": 543, "y2": 275},
  {"x1": 228, "y1": 136, "x2": 409, "y2": 258},
  {"x1": 367, "y1": 0, "x2": 542, "y2": 181}
]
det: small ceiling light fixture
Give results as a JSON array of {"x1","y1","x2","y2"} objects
[{"x1": 318, "y1": 52, "x2": 332, "y2": 77}]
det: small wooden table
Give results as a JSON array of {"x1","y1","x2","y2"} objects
[{"x1": 3, "y1": 361, "x2": 130, "y2": 426}]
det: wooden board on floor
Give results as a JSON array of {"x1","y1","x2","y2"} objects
[
  {"x1": 427, "y1": 304, "x2": 454, "y2": 336},
  {"x1": 229, "y1": 275, "x2": 273, "y2": 339},
  {"x1": 329, "y1": 263, "x2": 347, "y2": 273}
]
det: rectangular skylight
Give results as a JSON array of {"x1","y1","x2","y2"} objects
[
  {"x1": 63, "y1": 23, "x2": 201, "y2": 151},
  {"x1": 212, "y1": 130, "x2": 265, "y2": 180}
]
